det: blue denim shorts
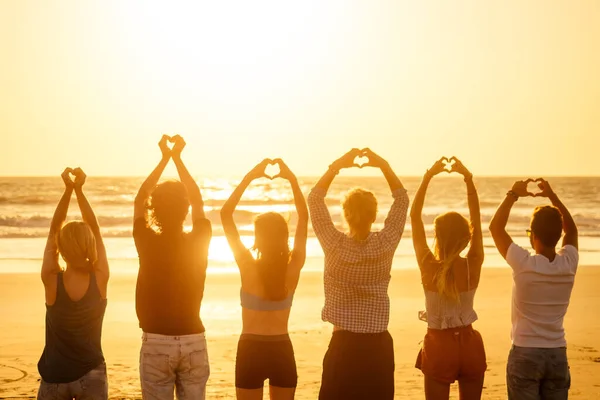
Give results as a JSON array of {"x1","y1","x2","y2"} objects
[
  {"x1": 507, "y1": 345, "x2": 570, "y2": 400},
  {"x1": 37, "y1": 362, "x2": 108, "y2": 400}
]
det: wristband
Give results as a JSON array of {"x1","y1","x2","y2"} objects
[
  {"x1": 506, "y1": 190, "x2": 519, "y2": 201},
  {"x1": 328, "y1": 164, "x2": 340, "y2": 175}
]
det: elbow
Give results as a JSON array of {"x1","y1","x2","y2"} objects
[
  {"x1": 488, "y1": 221, "x2": 500, "y2": 236},
  {"x1": 568, "y1": 225, "x2": 578, "y2": 237},
  {"x1": 298, "y1": 208, "x2": 309, "y2": 221},
  {"x1": 219, "y1": 207, "x2": 233, "y2": 220},
  {"x1": 135, "y1": 193, "x2": 148, "y2": 206},
  {"x1": 409, "y1": 209, "x2": 420, "y2": 221}
]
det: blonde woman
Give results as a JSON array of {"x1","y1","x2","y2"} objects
[
  {"x1": 38, "y1": 168, "x2": 110, "y2": 400},
  {"x1": 410, "y1": 157, "x2": 486, "y2": 400},
  {"x1": 308, "y1": 148, "x2": 409, "y2": 400}
]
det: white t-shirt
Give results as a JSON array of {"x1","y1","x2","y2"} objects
[{"x1": 506, "y1": 243, "x2": 578, "y2": 348}]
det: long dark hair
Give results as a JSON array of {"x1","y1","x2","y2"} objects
[{"x1": 253, "y1": 212, "x2": 290, "y2": 301}]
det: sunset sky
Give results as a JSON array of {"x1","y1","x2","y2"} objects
[{"x1": 1, "y1": 1, "x2": 598, "y2": 177}]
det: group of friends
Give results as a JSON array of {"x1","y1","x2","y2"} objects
[{"x1": 37, "y1": 135, "x2": 578, "y2": 400}]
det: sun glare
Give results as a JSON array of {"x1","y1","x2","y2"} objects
[{"x1": 118, "y1": 1, "x2": 342, "y2": 106}]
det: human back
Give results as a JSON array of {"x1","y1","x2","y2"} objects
[
  {"x1": 133, "y1": 135, "x2": 212, "y2": 399},
  {"x1": 134, "y1": 219, "x2": 209, "y2": 334},
  {"x1": 238, "y1": 257, "x2": 296, "y2": 335},
  {"x1": 221, "y1": 158, "x2": 308, "y2": 399},
  {"x1": 38, "y1": 168, "x2": 110, "y2": 399},
  {"x1": 308, "y1": 148, "x2": 409, "y2": 400},
  {"x1": 411, "y1": 157, "x2": 486, "y2": 400},
  {"x1": 237, "y1": 221, "x2": 298, "y2": 336},
  {"x1": 489, "y1": 178, "x2": 579, "y2": 399},
  {"x1": 507, "y1": 242, "x2": 577, "y2": 347}
]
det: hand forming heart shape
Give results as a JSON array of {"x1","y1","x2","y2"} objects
[
  {"x1": 165, "y1": 135, "x2": 176, "y2": 149},
  {"x1": 511, "y1": 178, "x2": 552, "y2": 198},
  {"x1": 264, "y1": 160, "x2": 281, "y2": 180},
  {"x1": 442, "y1": 157, "x2": 455, "y2": 172},
  {"x1": 63, "y1": 168, "x2": 75, "y2": 184},
  {"x1": 353, "y1": 155, "x2": 369, "y2": 168},
  {"x1": 61, "y1": 167, "x2": 86, "y2": 188},
  {"x1": 526, "y1": 178, "x2": 547, "y2": 197}
]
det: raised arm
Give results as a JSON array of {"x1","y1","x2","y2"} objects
[
  {"x1": 363, "y1": 148, "x2": 404, "y2": 192},
  {"x1": 273, "y1": 159, "x2": 308, "y2": 287},
  {"x1": 314, "y1": 148, "x2": 363, "y2": 192},
  {"x1": 489, "y1": 179, "x2": 533, "y2": 258},
  {"x1": 308, "y1": 149, "x2": 361, "y2": 251},
  {"x1": 220, "y1": 159, "x2": 270, "y2": 264},
  {"x1": 450, "y1": 157, "x2": 484, "y2": 267},
  {"x1": 362, "y1": 148, "x2": 409, "y2": 247},
  {"x1": 410, "y1": 158, "x2": 446, "y2": 266},
  {"x1": 535, "y1": 179, "x2": 578, "y2": 250},
  {"x1": 134, "y1": 135, "x2": 171, "y2": 223},
  {"x1": 72, "y1": 168, "x2": 109, "y2": 293},
  {"x1": 171, "y1": 135, "x2": 205, "y2": 221},
  {"x1": 42, "y1": 169, "x2": 73, "y2": 285}
]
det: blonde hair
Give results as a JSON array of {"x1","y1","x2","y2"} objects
[
  {"x1": 342, "y1": 188, "x2": 378, "y2": 234},
  {"x1": 432, "y1": 212, "x2": 472, "y2": 301},
  {"x1": 57, "y1": 221, "x2": 97, "y2": 271},
  {"x1": 253, "y1": 212, "x2": 291, "y2": 301}
]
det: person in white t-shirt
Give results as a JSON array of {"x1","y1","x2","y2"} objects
[{"x1": 489, "y1": 178, "x2": 578, "y2": 400}]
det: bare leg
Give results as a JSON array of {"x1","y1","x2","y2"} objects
[
  {"x1": 458, "y1": 377, "x2": 484, "y2": 400},
  {"x1": 425, "y1": 375, "x2": 450, "y2": 400},
  {"x1": 236, "y1": 388, "x2": 263, "y2": 400},
  {"x1": 269, "y1": 385, "x2": 295, "y2": 400}
]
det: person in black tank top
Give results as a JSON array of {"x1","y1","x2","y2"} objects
[
  {"x1": 134, "y1": 135, "x2": 212, "y2": 400},
  {"x1": 38, "y1": 168, "x2": 110, "y2": 400}
]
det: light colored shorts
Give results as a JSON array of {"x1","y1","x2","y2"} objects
[{"x1": 140, "y1": 332, "x2": 210, "y2": 400}]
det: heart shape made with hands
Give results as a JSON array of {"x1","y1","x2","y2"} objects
[
  {"x1": 65, "y1": 168, "x2": 76, "y2": 183},
  {"x1": 353, "y1": 155, "x2": 369, "y2": 168},
  {"x1": 442, "y1": 157, "x2": 455, "y2": 172},
  {"x1": 163, "y1": 135, "x2": 177, "y2": 149},
  {"x1": 526, "y1": 178, "x2": 545, "y2": 197},
  {"x1": 63, "y1": 167, "x2": 84, "y2": 184},
  {"x1": 264, "y1": 161, "x2": 281, "y2": 180}
]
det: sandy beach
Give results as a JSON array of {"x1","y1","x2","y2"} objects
[{"x1": 1, "y1": 262, "x2": 599, "y2": 399}]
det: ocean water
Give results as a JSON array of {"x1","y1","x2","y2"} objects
[{"x1": 1, "y1": 176, "x2": 598, "y2": 273}]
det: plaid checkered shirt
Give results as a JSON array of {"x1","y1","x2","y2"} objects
[{"x1": 308, "y1": 187, "x2": 410, "y2": 333}]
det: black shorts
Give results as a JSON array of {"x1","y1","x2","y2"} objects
[
  {"x1": 319, "y1": 330, "x2": 395, "y2": 400},
  {"x1": 235, "y1": 334, "x2": 298, "y2": 389}
]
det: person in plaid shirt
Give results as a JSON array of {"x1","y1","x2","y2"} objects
[{"x1": 308, "y1": 148, "x2": 409, "y2": 400}]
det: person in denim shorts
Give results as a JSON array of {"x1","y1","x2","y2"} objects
[
  {"x1": 490, "y1": 178, "x2": 578, "y2": 400},
  {"x1": 38, "y1": 167, "x2": 110, "y2": 400},
  {"x1": 134, "y1": 135, "x2": 212, "y2": 399}
]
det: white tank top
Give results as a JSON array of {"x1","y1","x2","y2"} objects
[{"x1": 420, "y1": 259, "x2": 478, "y2": 329}]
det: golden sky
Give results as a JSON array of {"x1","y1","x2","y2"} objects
[{"x1": 1, "y1": 1, "x2": 598, "y2": 177}]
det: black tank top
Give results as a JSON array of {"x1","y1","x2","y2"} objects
[{"x1": 38, "y1": 271, "x2": 107, "y2": 383}]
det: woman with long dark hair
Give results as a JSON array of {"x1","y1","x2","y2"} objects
[{"x1": 220, "y1": 158, "x2": 308, "y2": 400}]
